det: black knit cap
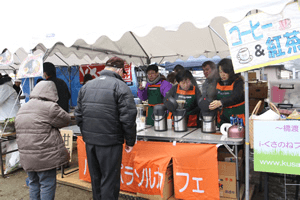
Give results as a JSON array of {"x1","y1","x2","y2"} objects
[
  {"x1": 105, "y1": 56, "x2": 126, "y2": 74},
  {"x1": 43, "y1": 62, "x2": 56, "y2": 77}
]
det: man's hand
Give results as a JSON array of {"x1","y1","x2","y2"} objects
[{"x1": 125, "y1": 145, "x2": 133, "y2": 153}]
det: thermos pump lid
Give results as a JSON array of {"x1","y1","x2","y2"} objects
[
  {"x1": 153, "y1": 104, "x2": 167, "y2": 115},
  {"x1": 173, "y1": 109, "x2": 186, "y2": 116}
]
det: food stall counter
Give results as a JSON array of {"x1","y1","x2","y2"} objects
[
  {"x1": 137, "y1": 127, "x2": 197, "y2": 142},
  {"x1": 182, "y1": 130, "x2": 244, "y2": 145}
]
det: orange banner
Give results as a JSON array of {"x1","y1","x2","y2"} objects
[
  {"x1": 129, "y1": 141, "x2": 171, "y2": 196},
  {"x1": 77, "y1": 136, "x2": 91, "y2": 182},
  {"x1": 172, "y1": 143, "x2": 219, "y2": 200},
  {"x1": 77, "y1": 138, "x2": 219, "y2": 199}
]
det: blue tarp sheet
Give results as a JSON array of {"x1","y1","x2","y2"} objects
[
  {"x1": 21, "y1": 66, "x2": 81, "y2": 107},
  {"x1": 21, "y1": 65, "x2": 138, "y2": 107},
  {"x1": 163, "y1": 55, "x2": 226, "y2": 71}
]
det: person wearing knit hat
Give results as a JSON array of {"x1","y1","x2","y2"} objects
[
  {"x1": 13, "y1": 79, "x2": 22, "y2": 97},
  {"x1": 43, "y1": 62, "x2": 71, "y2": 112}
]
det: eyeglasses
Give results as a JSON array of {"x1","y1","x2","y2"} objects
[{"x1": 147, "y1": 72, "x2": 157, "y2": 76}]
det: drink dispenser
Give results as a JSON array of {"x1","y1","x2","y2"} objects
[
  {"x1": 152, "y1": 104, "x2": 168, "y2": 131},
  {"x1": 173, "y1": 109, "x2": 187, "y2": 132},
  {"x1": 164, "y1": 96, "x2": 188, "y2": 132},
  {"x1": 198, "y1": 98, "x2": 217, "y2": 133}
]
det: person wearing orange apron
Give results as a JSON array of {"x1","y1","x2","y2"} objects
[
  {"x1": 137, "y1": 64, "x2": 172, "y2": 126},
  {"x1": 164, "y1": 70, "x2": 201, "y2": 127},
  {"x1": 209, "y1": 58, "x2": 245, "y2": 128}
]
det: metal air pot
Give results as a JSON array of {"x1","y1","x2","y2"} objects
[
  {"x1": 201, "y1": 115, "x2": 216, "y2": 133},
  {"x1": 173, "y1": 109, "x2": 187, "y2": 132},
  {"x1": 152, "y1": 105, "x2": 168, "y2": 131}
]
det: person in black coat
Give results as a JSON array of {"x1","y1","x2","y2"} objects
[
  {"x1": 75, "y1": 56, "x2": 136, "y2": 200},
  {"x1": 43, "y1": 62, "x2": 71, "y2": 112}
]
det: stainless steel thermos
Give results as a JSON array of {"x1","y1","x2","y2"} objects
[
  {"x1": 173, "y1": 109, "x2": 187, "y2": 132},
  {"x1": 152, "y1": 105, "x2": 168, "y2": 131}
]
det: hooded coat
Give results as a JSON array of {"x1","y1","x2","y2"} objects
[
  {"x1": 0, "y1": 75, "x2": 20, "y2": 120},
  {"x1": 15, "y1": 81, "x2": 71, "y2": 172}
]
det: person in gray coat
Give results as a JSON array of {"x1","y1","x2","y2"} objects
[
  {"x1": 75, "y1": 56, "x2": 137, "y2": 200},
  {"x1": 15, "y1": 81, "x2": 71, "y2": 200},
  {"x1": 201, "y1": 61, "x2": 219, "y2": 101}
]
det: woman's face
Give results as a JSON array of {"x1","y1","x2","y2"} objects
[
  {"x1": 219, "y1": 66, "x2": 229, "y2": 81},
  {"x1": 147, "y1": 70, "x2": 159, "y2": 82},
  {"x1": 179, "y1": 79, "x2": 192, "y2": 91}
]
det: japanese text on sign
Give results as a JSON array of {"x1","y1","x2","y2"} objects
[
  {"x1": 224, "y1": 3, "x2": 300, "y2": 73},
  {"x1": 254, "y1": 120, "x2": 300, "y2": 175}
]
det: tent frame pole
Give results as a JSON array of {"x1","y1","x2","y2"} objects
[{"x1": 208, "y1": 25, "x2": 228, "y2": 46}]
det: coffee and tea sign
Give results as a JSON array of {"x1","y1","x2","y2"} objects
[{"x1": 224, "y1": 2, "x2": 300, "y2": 73}]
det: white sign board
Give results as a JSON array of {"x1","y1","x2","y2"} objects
[
  {"x1": 0, "y1": 50, "x2": 13, "y2": 66},
  {"x1": 17, "y1": 53, "x2": 44, "y2": 78},
  {"x1": 254, "y1": 120, "x2": 300, "y2": 175},
  {"x1": 224, "y1": 3, "x2": 300, "y2": 73}
]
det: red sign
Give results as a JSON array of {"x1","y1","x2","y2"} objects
[
  {"x1": 123, "y1": 63, "x2": 132, "y2": 82},
  {"x1": 79, "y1": 63, "x2": 105, "y2": 84},
  {"x1": 79, "y1": 63, "x2": 132, "y2": 84}
]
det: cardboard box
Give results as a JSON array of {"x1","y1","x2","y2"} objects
[
  {"x1": 218, "y1": 148, "x2": 244, "y2": 199},
  {"x1": 249, "y1": 81, "x2": 268, "y2": 99},
  {"x1": 248, "y1": 72, "x2": 257, "y2": 81},
  {"x1": 138, "y1": 164, "x2": 174, "y2": 200},
  {"x1": 220, "y1": 197, "x2": 239, "y2": 200},
  {"x1": 249, "y1": 98, "x2": 265, "y2": 114}
]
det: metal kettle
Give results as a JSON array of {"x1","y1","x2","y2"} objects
[{"x1": 228, "y1": 125, "x2": 245, "y2": 138}]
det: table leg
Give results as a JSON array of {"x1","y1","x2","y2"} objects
[
  {"x1": 61, "y1": 165, "x2": 64, "y2": 178},
  {"x1": 259, "y1": 172, "x2": 263, "y2": 192},
  {"x1": 235, "y1": 145, "x2": 240, "y2": 200},
  {"x1": 0, "y1": 140, "x2": 4, "y2": 178},
  {"x1": 264, "y1": 173, "x2": 269, "y2": 200},
  {"x1": 295, "y1": 176, "x2": 299, "y2": 200}
]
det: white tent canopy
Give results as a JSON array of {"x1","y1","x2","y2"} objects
[
  {"x1": 0, "y1": 0, "x2": 293, "y2": 72},
  {"x1": 0, "y1": 1, "x2": 297, "y2": 199}
]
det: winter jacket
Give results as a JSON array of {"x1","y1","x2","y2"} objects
[
  {"x1": 0, "y1": 76, "x2": 20, "y2": 121},
  {"x1": 218, "y1": 76, "x2": 244, "y2": 107},
  {"x1": 75, "y1": 70, "x2": 137, "y2": 147},
  {"x1": 15, "y1": 81, "x2": 71, "y2": 172},
  {"x1": 46, "y1": 77, "x2": 71, "y2": 112},
  {"x1": 137, "y1": 79, "x2": 172, "y2": 101}
]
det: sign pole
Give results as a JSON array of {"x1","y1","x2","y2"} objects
[
  {"x1": 29, "y1": 77, "x2": 34, "y2": 92},
  {"x1": 244, "y1": 71, "x2": 250, "y2": 200}
]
